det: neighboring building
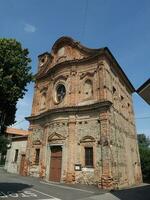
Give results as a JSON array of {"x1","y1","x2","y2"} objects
[
  {"x1": 5, "y1": 128, "x2": 29, "y2": 175},
  {"x1": 137, "y1": 78, "x2": 150, "y2": 105},
  {"x1": 26, "y1": 37, "x2": 142, "y2": 189},
  {"x1": 6, "y1": 127, "x2": 29, "y2": 139}
]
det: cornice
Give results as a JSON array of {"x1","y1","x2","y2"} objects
[
  {"x1": 26, "y1": 101, "x2": 112, "y2": 122},
  {"x1": 36, "y1": 51, "x2": 101, "y2": 80}
]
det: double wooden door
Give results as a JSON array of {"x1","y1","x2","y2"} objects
[{"x1": 49, "y1": 146, "x2": 62, "y2": 182}]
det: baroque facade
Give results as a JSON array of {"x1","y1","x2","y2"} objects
[{"x1": 26, "y1": 37, "x2": 142, "y2": 189}]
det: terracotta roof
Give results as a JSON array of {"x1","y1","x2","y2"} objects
[{"x1": 6, "y1": 127, "x2": 29, "y2": 136}]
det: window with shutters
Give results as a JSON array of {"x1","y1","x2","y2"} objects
[{"x1": 85, "y1": 147, "x2": 93, "y2": 167}]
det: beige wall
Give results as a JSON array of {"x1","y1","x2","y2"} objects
[{"x1": 5, "y1": 140, "x2": 27, "y2": 174}]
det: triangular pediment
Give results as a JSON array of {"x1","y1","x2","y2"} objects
[{"x1": 48, "y1": 132, "x2": 66, "y2": 142}]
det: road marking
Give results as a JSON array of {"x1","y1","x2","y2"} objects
[
  {"x1": 0, "y1": 190, "x2": 38, "y2": 198},
  {"x1": 30, "y1": 188, "x2": 61, "y2": 200},
  {"x1": 40, "y1": 181, "x2": 94, "y2": 194}
]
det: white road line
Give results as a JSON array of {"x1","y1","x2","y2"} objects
[
  {"x1": 40, "y1": 181, "x2": 94, "y2": 194},
  {"x1": 30, "y1": 188, "x2": 61, "y2": 200}
]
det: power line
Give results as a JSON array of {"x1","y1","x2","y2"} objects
[
  {"x1": 135, "y1": 116, "x2": 150, "y2": 119},
  {"x1": 11, "y1": 119, "x2": 26, "y2": 127},
  {"x1": 81, "y1": 0, "x2": 89, "y2": 40}
]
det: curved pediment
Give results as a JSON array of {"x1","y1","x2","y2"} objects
[
  {"x1": 48, "y1": 132, "x2": 66, "y2": 142},
  {"x1": 36, "y1": 36, "x2": 135, "y2": 93},
  {"x1": 51, "y1": 36, "x2": 99, "y2": 55},
  {"x1": 80, "y1": 135, "x2": 96, "y2": 143},
  {"x1": 49, "y1": 36, "x2": 101, "y2": 65}
]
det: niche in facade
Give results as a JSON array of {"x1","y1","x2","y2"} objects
[
  {"x1": 83, "y1": 79, "x2": 93, "y2": 99},
  {"x1": 40, "y1": 92, "x2": 46, "y2": 110}
]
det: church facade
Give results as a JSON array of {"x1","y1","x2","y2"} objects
[{"x1": 26, "y1": 37, "x2": 142, "y2": 189}]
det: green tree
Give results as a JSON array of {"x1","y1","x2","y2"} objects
[
  {"x1": 0, "y1": 135, "x2": 9, "y2": 155},
  {"x1": 138, "y1": 134, "x2": 150, "y2": 148},
  {"x1": 0, "y1": 38, "x2": 33, "y2": 134},
  {"x1": 138, "y1": 134, "x2": 150, "y2": 181},
  {"x1": 0, "y1": 135, "x2": 9, "y2": 165}
]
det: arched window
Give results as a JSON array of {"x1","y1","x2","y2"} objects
[{"x1": 84, "y1": 79, "x2": 93, "y2": 99}]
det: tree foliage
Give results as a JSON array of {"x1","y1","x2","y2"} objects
[
  {"x1": 138, "y1": 134, "x2": 150, "y2": 181},
  {"x1": 0, "y1": 135, "x2": 10, "y2": 165},
  {"x1": 0, "y1": 38, "x2": 33, "y2": 133},
  {"x1": 0, "y1": 135, "x2": 9, "y2": 155}
]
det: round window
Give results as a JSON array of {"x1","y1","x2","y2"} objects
[{"x1": 56, "y1": 84, "x2": 66, "y2": 103}]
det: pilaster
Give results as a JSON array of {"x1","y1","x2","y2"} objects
[
  {"x1": 98, "y1": 110, "x2": 113, "y2": 189},
  {"x1": 66, "y1": 115, "x2": 76, "y2": 182}
]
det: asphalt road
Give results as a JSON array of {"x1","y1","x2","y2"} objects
[
  {"x1": 0, "y1": 168, "x2": 150, "y2": 200},
  {"x1": 0, "y1": 168, "x2": 106, "y2": 200}
]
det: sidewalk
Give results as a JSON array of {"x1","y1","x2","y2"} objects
[
  {"x1": 41, "y1": 179, "x2": 107, "y2": 194},
  {"x1": 78, "y1": 193, "x2": 120, "y2": 200}
]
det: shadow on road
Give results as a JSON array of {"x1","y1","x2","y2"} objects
[
  {"x1": 111, "y1": 184, "x2": 150, "y2": 200},
  {"x1": 0, "y1": 182, "x2": 32, "y2": 195}
]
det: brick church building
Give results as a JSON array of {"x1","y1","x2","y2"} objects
[{"x1": 26, "y1": 37, "x2": 142, "y2": 189}]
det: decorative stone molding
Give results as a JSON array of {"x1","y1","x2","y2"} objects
[
  {"x1": 80, "y1": 135, "x2": 96, "y2": 143},
  {"x1": 53, "y1": 74, "x2": 69, "y2": 85},
  {"x1": 40, "y1": 86, "x2": 48, "y2": 93},
  {"x1": 26, "y1": 101, "x2": 112, "y2": 122},
  {"x1": 48, "y1": 132, "x2": 66, "y2": 142},
  {"x1": 70, "y1": 66, "x2": 77, "y2": 76},
  {"x1": 79, "y1": 71, "x2": 95, "y2": 79},
  {"x1": 56, "y1": 56, "x2": 67, "y2": 63},
  {"x1": 32, "y1": 140, "x2": 41, "y2": 145}
]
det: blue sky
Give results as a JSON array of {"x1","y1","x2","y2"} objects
[{"x1": 0, "y1": 0, "x2": 150, "y2": 136}]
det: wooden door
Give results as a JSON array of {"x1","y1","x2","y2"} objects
[
  {"x1": 49, "y1": 146, "x2": 62, "y2": 182},
  {"x1": 20, "y1": 154, "x2": 26, "y2": 176}
]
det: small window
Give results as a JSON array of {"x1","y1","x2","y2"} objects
[
  {"x1": 14, "y1": 149, "x2": 19, "y2": 162},
  {"x1": 35, "y1": 149, "x2": 40, "y2": 165},
  {"x1": 85, "y1": 147, "x2": 93, "y2": 167}
]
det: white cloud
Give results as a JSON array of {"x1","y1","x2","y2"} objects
[{"x1": 24, "y1": 23, "x2": 36, "y2": 33}]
